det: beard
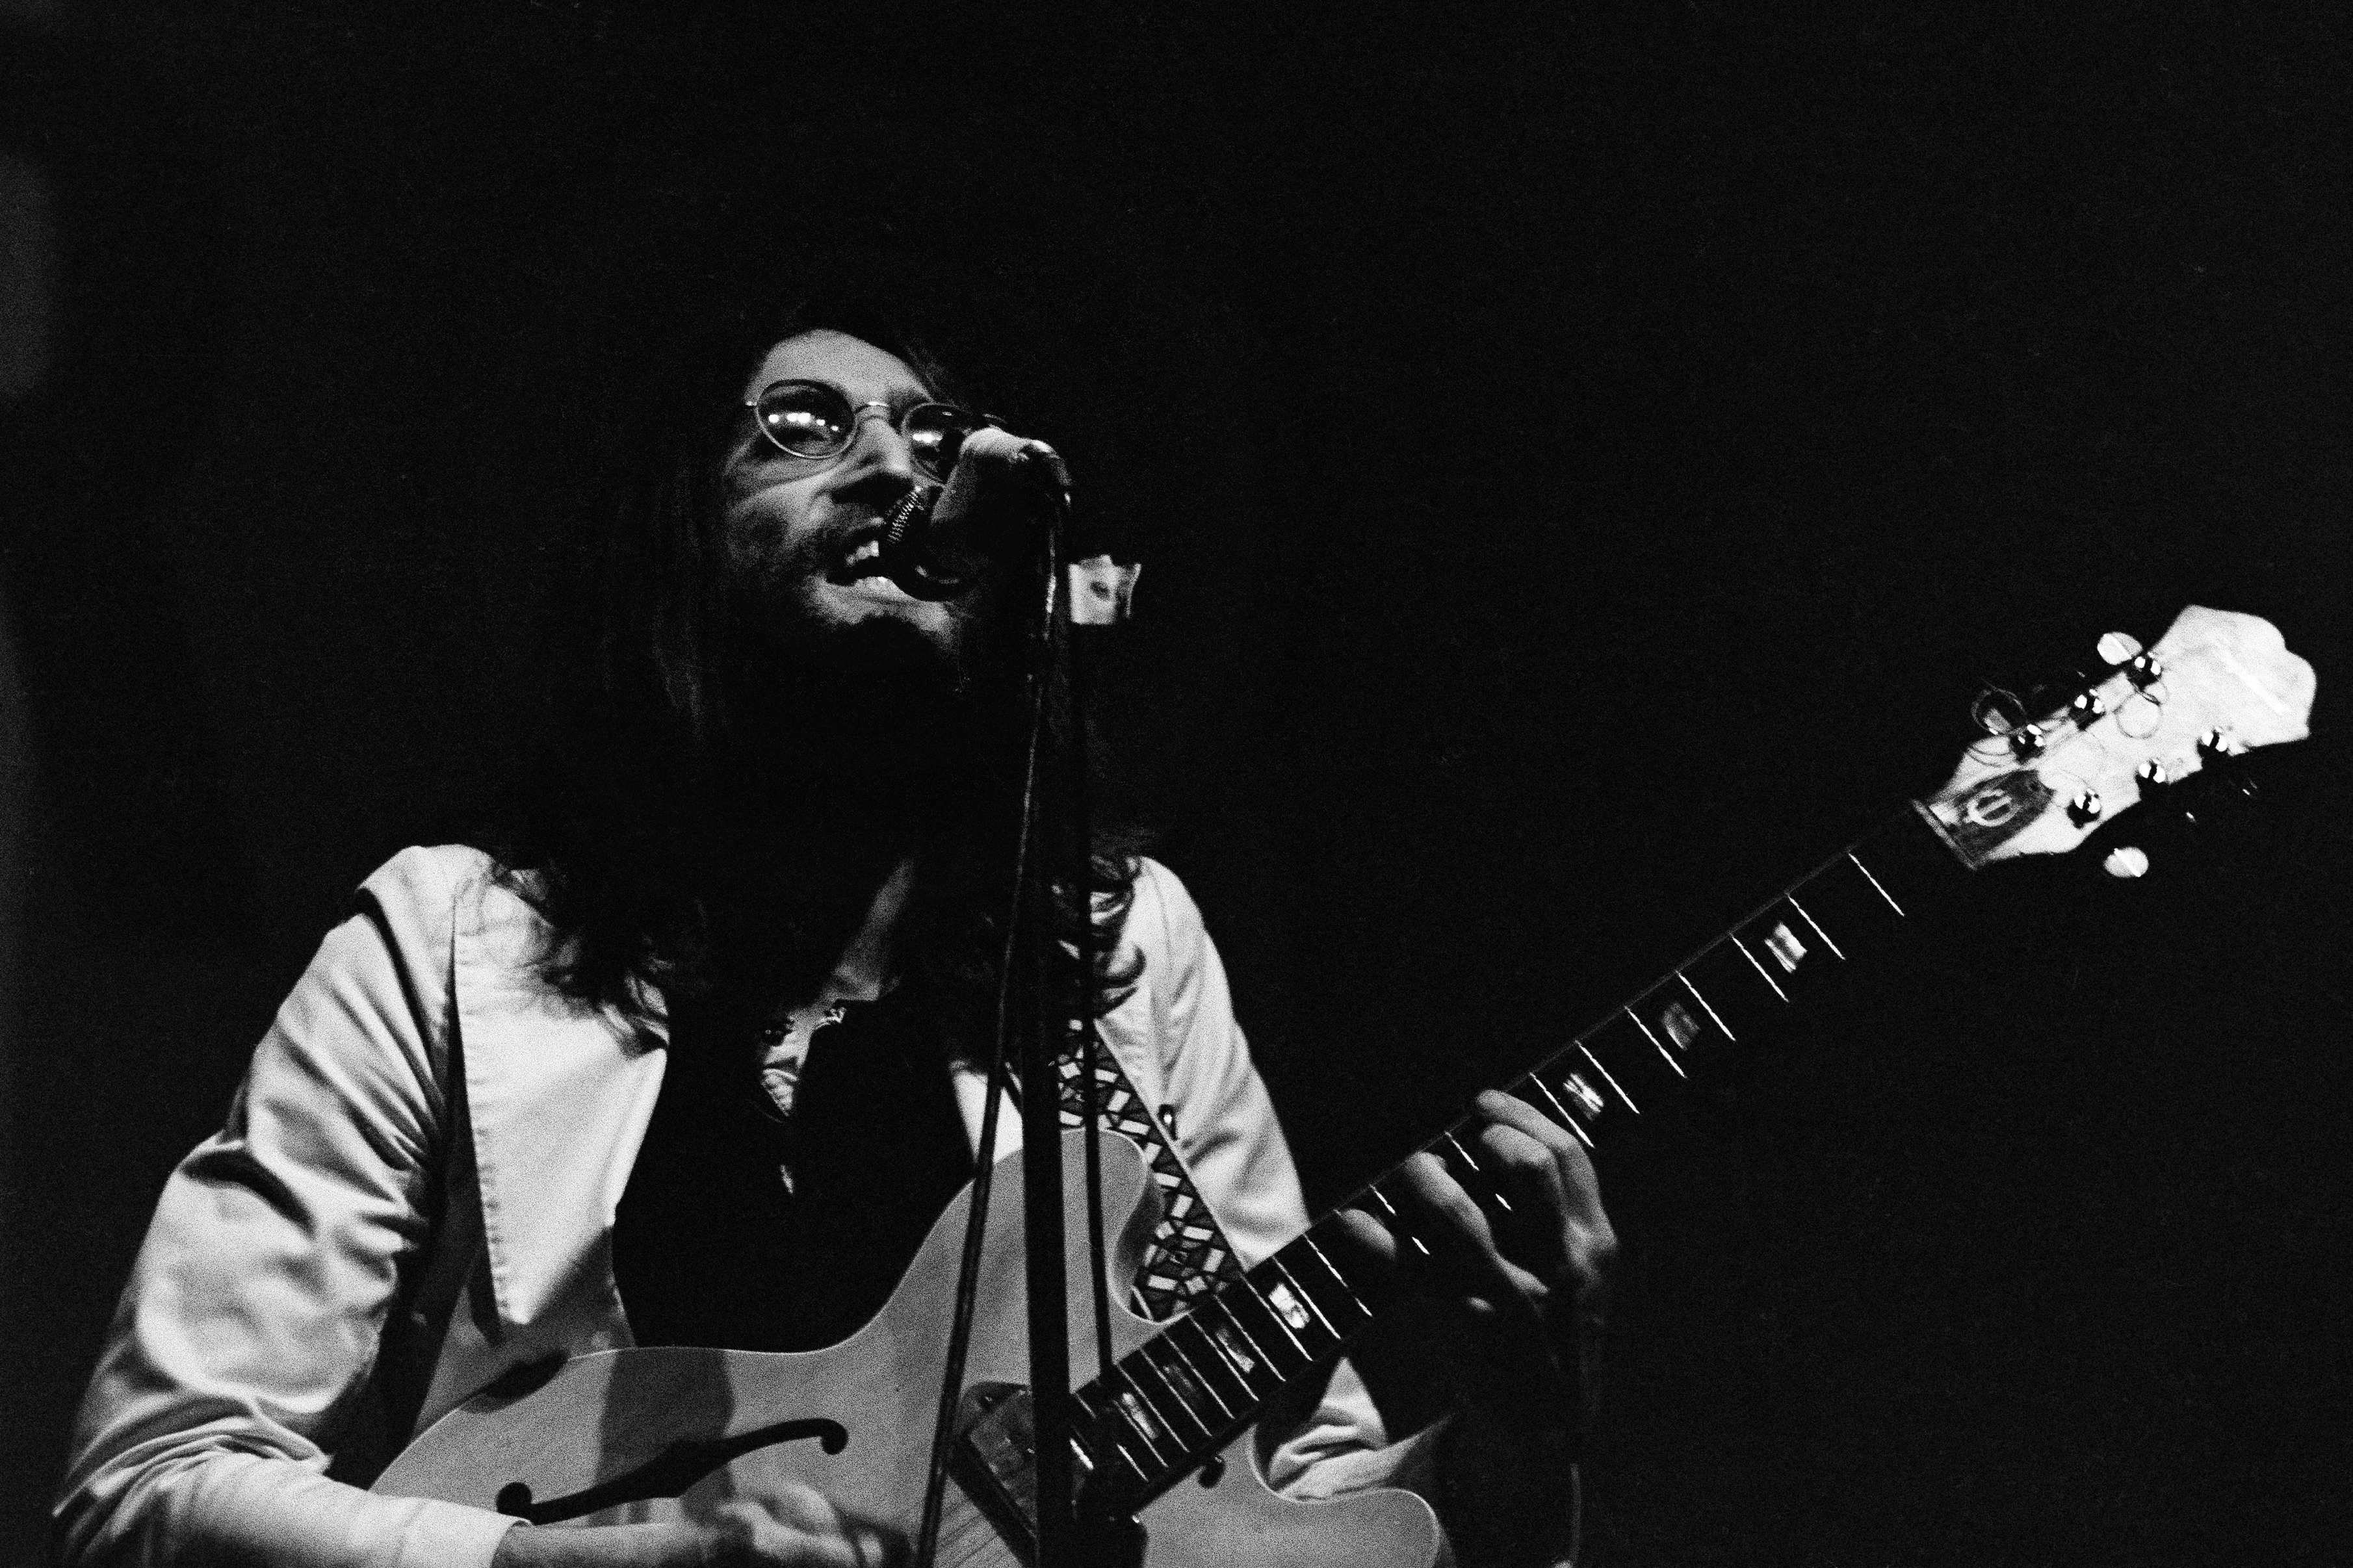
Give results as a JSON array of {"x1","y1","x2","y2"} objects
[
  {"x1": 690, "y1": 590, "x2": 1028, "y2": 1001},
  {"x1": 721, "y1": 577, "x2": 1021, "y2": 786}
]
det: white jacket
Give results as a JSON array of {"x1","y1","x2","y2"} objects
[{"x1": 56, "y1": 846, "x2": 1425, "y2": 1567}]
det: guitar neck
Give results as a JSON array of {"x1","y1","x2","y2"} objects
[{"x1": 1061, "y1": 803, "x2": 1969, "y2": 1515}]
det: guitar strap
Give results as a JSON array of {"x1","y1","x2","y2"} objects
[{"x1": 1053, "y1": 1029, "x2": 1245, "y2": 1322}]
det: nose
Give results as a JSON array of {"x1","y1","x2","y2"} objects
[{"x1": 838, "y1": 402, "x2": 917, "y2": 486}]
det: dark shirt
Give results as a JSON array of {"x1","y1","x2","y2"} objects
[{"x1": 614, "y1": 994, "x2": 976, "y2": 1352}]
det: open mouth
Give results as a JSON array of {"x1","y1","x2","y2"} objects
[
  {"x1": 825, "y1": 529, "x2": 920, "y2": 601},
  {"x1": 831, "y1": 535, "x2": 885, "y2": 582}
]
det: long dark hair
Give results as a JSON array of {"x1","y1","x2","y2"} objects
[{"x1": 486, "y1": 292, "x2": 1140, "y2": 1042}]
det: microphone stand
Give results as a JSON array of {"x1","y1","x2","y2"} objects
[
  {"x1": 909, "y1": 462, "x2": 1141, "y2": 1568},
  {"x1": 1017, "y1": 486, "x2": 1078, "y2": 1565},
  {"x1": 1010, "y1": 475, "x2": 1138, "y2": 1568}
]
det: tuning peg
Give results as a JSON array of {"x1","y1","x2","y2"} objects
[
  {"x1": 2198, "y1": 727, "x2": 2241, "y2": 760},
  {"x1": 2102, "y1": 845, "x2": 2152, "y2": 879},
  {"x1": 2068, "y1": 790, "x2": 2105, "y2": 826},
  {"x1": 2137, "y1": 759, "x2": 2170, "y2": 786},
  {"x1": 2009, "y1": 723, "x2": 2047, "y2": 760},
  {"x1": 1971, "y1": 685, "x2": 2025, "y2": 736},
  {"x1": 2068, "y1": 692, "x2": 2107, "y2": 728},
  {"x1": 2126, "y1": 653, "x2": 2163, "y2": 688}
]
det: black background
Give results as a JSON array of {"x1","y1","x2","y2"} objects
[{"x1": 3, "y1": 4, "x2": 2347, "y2": 1563}]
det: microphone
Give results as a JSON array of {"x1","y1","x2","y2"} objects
[
  {"x1": 872, "y1": 436, "x2": 1069, "y2": 601},
  {"x1": 872, "y1": 485, "x2": 960, "y2": 601}
]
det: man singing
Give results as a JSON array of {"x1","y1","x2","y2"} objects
[{"x1": 55, "y1": 298, "x2": 1615, "y2": 1567}]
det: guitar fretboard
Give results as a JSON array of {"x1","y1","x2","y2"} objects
[{"x1": 1053, "y1": 804, "x2": 1965, "y2": 1516}]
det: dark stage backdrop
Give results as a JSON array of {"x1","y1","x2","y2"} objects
[{"x1": 3, "y1": 5, "x2": 2346, "y2": 1563}]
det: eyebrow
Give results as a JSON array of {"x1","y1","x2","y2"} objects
[{"x1": 753, "y1": 376, "x2": 937, "y2": 413}]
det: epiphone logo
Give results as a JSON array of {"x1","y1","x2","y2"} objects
[
  {"x1": 1960, "y1": 786, "x2": 2024, "y2": 827},
  {"x1": 1945, "y1": 769, "x2": 2054, "y2": 859}
]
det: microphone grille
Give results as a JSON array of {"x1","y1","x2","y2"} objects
[{"x1": 880, "y1": 485, "x2": 939, "y2": 550}]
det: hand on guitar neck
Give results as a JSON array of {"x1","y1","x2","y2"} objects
[
  {"x1": 1334, "y1": 1088, "x2": 1618, "y2": 1565},
  {"x1": 488, "y1": 1485, "x2": 902, "y2": 1567}
]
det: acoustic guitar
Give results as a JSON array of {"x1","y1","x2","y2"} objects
[{"x1": 374, "y1": 605, "x2": 2315, "y2": 1567}]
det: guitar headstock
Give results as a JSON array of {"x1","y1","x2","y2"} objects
[{"x1": 1919, "y1": 606, "x2": 2315, "y2": 870}]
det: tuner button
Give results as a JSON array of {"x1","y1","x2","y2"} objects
[
  {"x1": 2103, "y1": 846, "x2": 2151, "y2": 879},
  {"x1": 2009, "y1": 723, "x2": 2047, "y2": 760},
  {"x1": 2137, "y1": 760, "x2": 2169, "y2": 786},
  {"x1": 1971, "y1": 686, "x2": 2024, "y2": 736},
  {"x1": 2096, "y1": 631, "x2": 2142, "y2": 666},
  {"x1": 2069, "y1": 692, "x2": 2107, "y2": 727},
  {"x1": 2068, "y1": 790, "x2": 2105, "y2": 826}
]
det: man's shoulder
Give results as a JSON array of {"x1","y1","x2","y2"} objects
[
  {"x1": 358, "y1": 843, "x2": 499, "y2": 919},
  {"x1": 1118, "y1": 855, "x2": 1208, "y2": 963},
  {"x1": 359, "y1": 842, "x2": 493, "y2": 897},
  {"x1": 350, "y1": 844, "x2": 544, "y2": 963}
]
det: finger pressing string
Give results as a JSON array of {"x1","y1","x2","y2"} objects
[
  {"x1": 1477, "y1": 1089, "x2": 1617, "y2": 1239},
  {"x1": 1392, "y1": 1152, "x2": 1552, "y2": 1313},
  {"x1": 1470, "y1": 1119, "x2": 1578, "y2": 1279}
]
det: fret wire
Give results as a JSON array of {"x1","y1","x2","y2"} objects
[
  {"x1": 1678, "y1": 971, "x2": 1736, "y2": 1042},
  {"x1": 1728, "y1": 930, "x2": 1788, "y2": 1002},
  {"x1": 1847, "y1": 850, "x2": 1905, "y2": 916},
  {"x1": 1557, "y1": 1107, "x2": 1594, "y2": 1148},
  {"x1": 1104, "y1": 1369, "x2": 1176, "y2": 1467},
  {"x1": 1578, "y1": 1044, "x2": 1639, "y2": 1113},
  {"x1": 1234, "y1": 1276, "x2": 1314, "y2": 1362},
  {"x1": 1884, "y1": 808, "x2": 1963, "y2": 891},
  {"x1": 1117, "y1": 1349, "x2": 1181, "y2": 1443},
  {"x1": 1315, "y1": 822, "x2": 1932, "y2": 1257},
  {"x1": 1162, "y1": 1354, "x2": 1232, "y2": 1439},
  {"x1": 1295, "y1": 1232, "x2": 1373, "y2": 1320},
  {"x1": 1440, "y1": 1131, "x2": 1511, "y2": 1211},
  {"x1": 1626, "y1": 1004, "x2": 1687, "y2": 1076},
  {"x1": 1522, "y1": 816, "x2": 1921, "y2": 1154},
  {"x1": 1066, "y1": 1423, "x2": 1113, "y2": 1510},
  {"x1": 1169, "y1": 1316, "x2": 1251, "y2": 1407},
  {"x1": 1364, "y1": 1181, "x2": 1433, "y2": 1257},
  {"x1": 1100, "y1": 1427, "x2": 1153, "y2": 1489},
  {"x1": 1212, "y1": 1291, "x2": 1284, "y2": 1374},
  {"x1": 1178, "y1": 1315, "x2": 1262, "y2": 1416},
  {"x1": 1525, "y1": 1072, "x2": 1583, "y2": 1130},
  {"x1": 1161, "y1": 1330, "x2": 1236, "y2": 1421},
  {"x1": 1129, "y1": 1350, "x2": 1210, "y2": 1445},
  {"x1": 1784, "y1": 893, "x2": 1843, "y2": 959},
  {"x1": 1267, "y1": 1256, "x2": 1341, "y2": 1343},
  {"x1": 1193, "y1": 1302, "x2": 1271, "y2": 1396},
  {"x1": 1073, "y1": 1387, "x2": 1156, "y2": 1487}
]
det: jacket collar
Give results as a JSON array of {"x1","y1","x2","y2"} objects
[{"x1": 451, "y1": 873, "x2": 670, "y2": 1334}]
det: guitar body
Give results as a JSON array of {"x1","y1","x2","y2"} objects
[
  {"x1": 375, "y1": 609, "x2": 2315, "y2": 1568},
  {"x1": 373, "y1": 1131, "x2": 1439, "y2": 1568}
]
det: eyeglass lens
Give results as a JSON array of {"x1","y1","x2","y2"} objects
[{"x1": 753, "y1": 381, "x2": 974, "y2": 481}]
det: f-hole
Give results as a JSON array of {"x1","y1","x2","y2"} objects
[{"x1": 494, "y1": 1419, "x2": 850, "y2": 1524}]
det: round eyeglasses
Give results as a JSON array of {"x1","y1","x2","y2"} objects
[{"x1": 743, "y1": 379, "x2": 983, "y2": 483}]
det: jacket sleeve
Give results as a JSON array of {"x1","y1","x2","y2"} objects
[
  {"x1": 54, "y1": 847, "x2": 520, "y2": 1568},
  {"x1": 1125, "y1": 861, "x2": 1448, "y2": 1513}
]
